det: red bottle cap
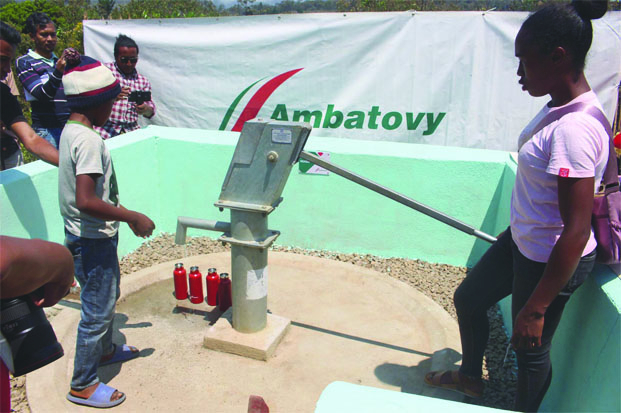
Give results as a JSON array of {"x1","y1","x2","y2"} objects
[{"x1": 614, "y1": 132, "x2": 621, "y2": 150}]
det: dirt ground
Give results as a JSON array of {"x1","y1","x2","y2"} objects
[{"x1": 10, "y1": 233, "x2": 516, "y2": 412}]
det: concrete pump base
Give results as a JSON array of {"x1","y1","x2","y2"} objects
[{"x1": 203, "y1": 307, "x2": 291, "y2": 361}]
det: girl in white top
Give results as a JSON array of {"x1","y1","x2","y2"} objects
[{"x1": 425, "y1": 1, "x2": 611, "y2": 411}]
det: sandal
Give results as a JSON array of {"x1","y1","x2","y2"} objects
[
  {"x1": 424, "y1": 370, "x2": 483, "y2": 398},
  {"x1": 67, "y1": 382, "x2": 126, "y2": 408},
  {"x1": 99, "y1": 344, "x2": 139, "y2": 367}
]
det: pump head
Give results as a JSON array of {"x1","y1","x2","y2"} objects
[{"x1": 216, "y1": 119, "x2": 312, "y2": 214}]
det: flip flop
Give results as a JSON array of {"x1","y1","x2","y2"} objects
[
  {"x1": 99, "y1": 344, "x2": 139, "y2": 367},
  {"x1": 66, "y1": 382, "x2": 126, "y2": 408},
  {"x1": 424, "y1": 370, "x2": 483, "y2": 398}
]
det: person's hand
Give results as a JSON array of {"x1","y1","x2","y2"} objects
[
  {"x1": 135, "y1": 103, "x2": 153, "y2": 117},
  {"x1": 129, "y1": 212, "x2": 155, "y2": 238},
  {"x1": 511, "y1": 305, "x2": 544, "y2": 350},
  {"x1": 117, "y1": 87, "x2": 131, "y2": 101},
  {"x1": 55, "y1": 50, "x2": 67, "y2": 72},
  {"x1": 55, "y1": 48, "x2": 79, "y2": 73},
  {"x1": 30, "y1": 282, "x2": 71, "y2": 308}
]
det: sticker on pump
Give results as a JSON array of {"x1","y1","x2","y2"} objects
[
  {"x1": 299, "y1": 151, "x2": 330, "y2": 175},
  {"x1": 246, "y1": 267, "x2": 268, "y2": 300},
  {"x1": 271, "y1": 128, "x2": 292, "y2": 144}
]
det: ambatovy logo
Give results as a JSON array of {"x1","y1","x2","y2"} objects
[{"x1": 220, "y1": 69, "x2": 446, "y2": 136}]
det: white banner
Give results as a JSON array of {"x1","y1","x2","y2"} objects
[{"x1": 84, "y1": 11, "x2": 621, "y2": 151}]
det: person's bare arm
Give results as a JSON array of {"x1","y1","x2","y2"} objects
[
  {"x1": 76, "y1": 174, "x2": 155, "y2": 238},
  {"x1": 0, "y1": 236, "x2": 73, "y2": 307},
  {"x1": 10, "y1": 121, "x2": 59, "y2": 166},
  {"x1": 511, "y1": 176, "x2": 593, "y2": 349}
]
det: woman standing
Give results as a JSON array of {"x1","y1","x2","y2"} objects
[{"x1": 425, "y1": 1, "x2": 611, "y2": 411}]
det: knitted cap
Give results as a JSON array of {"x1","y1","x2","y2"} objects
[{"x1": 63, "y1": 55, "x2": 121, "y2": 109}]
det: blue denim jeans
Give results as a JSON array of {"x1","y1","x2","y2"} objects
[
  {"x1": 65, "y1": 231, "x2": 120, "y2": 390},
  {"x1": 33, "y1": 126, "x2": 63, "y2": 149},
  {"x1": 454, "y1": 227, "x2": 595, "y2": 412}
]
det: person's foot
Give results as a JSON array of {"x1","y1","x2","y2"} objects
[
  {"x1": 69, "y1": 382, "x2": 124, "y2": 403},
  {"x1": 424, "y1": 370, "x2": 483, "y2": 398},
  {"x1": 100, "y1": 344, "x2": 139, "y2": 365}
]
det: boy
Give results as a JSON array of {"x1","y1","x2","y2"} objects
[{"x1": 59, "y1": 55, "x2": 155, "y2": 408}]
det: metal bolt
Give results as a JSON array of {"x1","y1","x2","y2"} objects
[{"x1": 267, "y1": 151, "x2": 279, "y2": 163}]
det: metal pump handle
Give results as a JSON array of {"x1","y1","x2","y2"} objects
[{"x1": 299, "y1": 151, "x2": 497, "y2": 244}]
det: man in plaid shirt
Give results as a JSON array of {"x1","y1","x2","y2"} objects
[{"x1": 94, "y1": 35, "x2": 155, "y2": 140}]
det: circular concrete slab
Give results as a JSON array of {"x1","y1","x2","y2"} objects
[{"x1": 28, "y1": 252, "x2": 462, "y2": 412}]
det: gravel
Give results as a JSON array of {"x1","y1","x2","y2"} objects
[{"x1": 12, "y1": 233, "x2": 517, "y2": 412}]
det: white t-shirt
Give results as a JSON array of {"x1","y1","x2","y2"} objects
[
  {"x1": 510, "y1": 90, "x2": 609, "y2": 262},
  {"x1": 58, "y1": 121, "x2": 120, "y2": 238}
]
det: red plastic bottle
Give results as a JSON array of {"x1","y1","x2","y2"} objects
[
  {"x1": 206, "y1": 268, "x2": 220, "y2": 306},
  {"x1": 173, "y1": 263, "x2": 188, "y2": 300},
  {"x1": 188, "y1": 266, "x2": 204, "y2": 304},
  {"x1": 217, "y1": 273, "x2": 232, "y2": 312}
]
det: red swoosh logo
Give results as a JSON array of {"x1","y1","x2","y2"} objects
[{"x1": 231, "y1": 68, "x2": 303, "y2": 132}]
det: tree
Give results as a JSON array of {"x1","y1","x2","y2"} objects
[
  {"x1": 114, "y1": 0, "x2": 218, "y2": 19},
  {"x1": 237, "y1": 0, "x2": 256, "y2": 15},
  {"x1": 97, "y1": 0, "x2": 116, "y2": 19}
]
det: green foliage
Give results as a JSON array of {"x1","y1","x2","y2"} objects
[
  {"x1": 0, "y1": 0, "x2": 88, "y2": 56},
  {"x1": 0, "y1": 0, "x2": 64, "y2": 31},
  {"x1": 97, "y1": 0, "x2": 116, "y2": 19},
  {"x1": 236, "y1": 0, "x2": 255, "y2": 15},
  {"x1": 114, "y1": 0, "x2": 218, "y2": 19},
  {"x1": 21, "y1": 143, "x2": 37, "y2": 164}
]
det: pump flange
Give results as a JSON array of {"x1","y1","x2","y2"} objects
[{"x1": 218, "y1": 230, "x2": 281, "y2": 249}]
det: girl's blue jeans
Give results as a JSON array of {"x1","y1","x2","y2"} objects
[
  {"x1": 454, "y1": 227, "x2": 595, "y2": 412},
  {"x1": 65, "y1": 231, "x2": 120, "y2": 390}
]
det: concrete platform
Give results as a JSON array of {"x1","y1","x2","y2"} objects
[
  {"x1": 27, "y1": 252, "x2": 464, "y2": 412},
  {"x1": 203, "y1": 307, "x2": 291, "y2": 361}
]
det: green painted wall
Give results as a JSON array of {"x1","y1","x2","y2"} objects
[
  {"x1": 0, "y1": 162, "x2": 63, "y2": 243},
  {"x1": 541, "y1": 266, "x2": 621, "y2": 412},
  {"x1": 140, "y1": 126, "x2": 512, "y2": 266},
  {"x1": 1, "y1": 126, "x2": 619, "y2": 412},
  {"x1": 151, "y1": 127, "x2": 238, "y2": 238},
  {"x1": 316, "y1": 381, "x2": 508, "y2": 412},
  {"x1": 0, "y1": 129, "x2": 161, "y2": 258}
]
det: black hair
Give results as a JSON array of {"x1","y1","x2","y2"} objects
[
  {"x1": 0, "y1": 21, "x2": 21, "y2": 48},
  {"x1": 519, "y1": 0, "x2": 608, "y2": 72},
  {"x1": 113, "y1": 34, "x2": 139, "y2": 57},
  {"x1": 24, "y1": 12, "x2": 54, "y2": 36}
]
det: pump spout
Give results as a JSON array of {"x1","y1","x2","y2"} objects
[{"x1": 175, "y1": 217, "x2": 232, "y2": 245}]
